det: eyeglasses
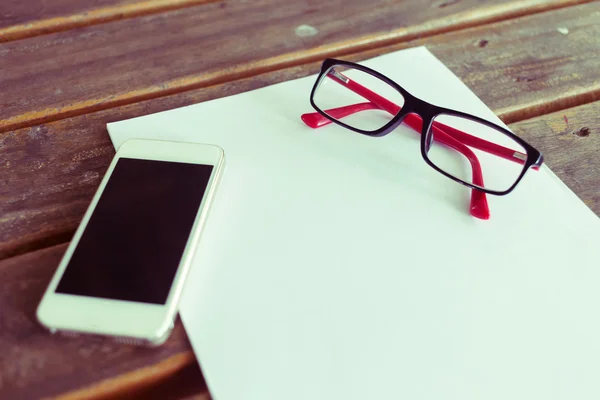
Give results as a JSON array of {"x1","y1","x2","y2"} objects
[{"x1": 301, "y1": 58, "x2": 544, "y2": 220}]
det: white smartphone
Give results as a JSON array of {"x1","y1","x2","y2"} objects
[{"x1": 37, "y1": 138, "x2": 225, "y2": 346}]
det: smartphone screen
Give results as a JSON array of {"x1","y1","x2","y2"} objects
[{"x1": 55, "y1": 157, "x2": 213, "y2": 305}]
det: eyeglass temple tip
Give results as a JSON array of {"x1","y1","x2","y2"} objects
[
  {"x1": 301, "y1": 113, "x2": 327, "y2": 129},
  {"x1": 470, "y1": 189, "x2": 490, "y2": 220}
]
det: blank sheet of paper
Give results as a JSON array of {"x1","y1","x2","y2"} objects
[{"x1": 108, "y1": 47, "x2": 600, "y2": 400}]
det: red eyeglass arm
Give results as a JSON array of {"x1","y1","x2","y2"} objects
[
  {"x1": 302, "y1": 102, "x2": 490, "y2": 219},
  {"x1": 303, "y1": 72, "x2": 492, "y2": 219},
  {"x1": 306, "y1": 70, "x2": 530, "y2": 167}
]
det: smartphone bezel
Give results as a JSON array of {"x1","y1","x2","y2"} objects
[{"x1": 36, "y1": 139, "x2": 225, "y2": 346}]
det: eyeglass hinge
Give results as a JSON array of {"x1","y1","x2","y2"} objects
[
  {"x1": 328, "y1": 68, "x2": 349, "y2": 84},
  {"x1": 513, "y1": 151, "x2": 527, "y2": 161}
]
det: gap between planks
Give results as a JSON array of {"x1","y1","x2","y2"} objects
[
  {"x1": 0, "y1": 0, "x2": 220, "y2": 43},
  {"x1": 54, "y1": 352, "x2": 198, "y2": 400},
  {"x1": 1, "y1": 0, "x2": 595, "y2": 134},
  {"x1": 496, "y1": 85, "x2": 600, "y2": 124}
]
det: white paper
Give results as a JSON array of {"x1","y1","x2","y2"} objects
[{"x1": 108, "y1": 47, "x2": 600, "y2": 400}]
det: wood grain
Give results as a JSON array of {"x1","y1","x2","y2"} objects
[
  {"x1": 0, "y1": 0, "x2": 593, "y2": 133},
  {"x1": 3, "y1": 2, "x2": 600, "y2": 260},
  {"x1": 1, "y1": 1, "x2": 599, "y2": 398},
  {"x1": 510, "y1": 101, "x2": 600, "y2": 214},
  {"x1": 0, "y1": 0, "x2": 219, "y2": 42},
  {"x1": 0, "y1": 243, "x2": 207, "y2": 399},
  {"x1": 421, "y1": 3, "x2": 600, "y2": 123}
]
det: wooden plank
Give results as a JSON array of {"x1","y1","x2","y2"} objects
[
  {"x1": 0, "y1": 0, "x2": 219, "y2": 42},
  {"x1": 56, "y1": 353, "x2": 205, "y2": 400},
  {"x1": 0, "y1": 0, "x2": 141, "y2": 29},
  {"x1": 509, "y1": 101, "x2": 600, "y2": 214},
  {"x1": 2, "y1": 2, "x2": 600, "y2": 260},
  {"x1": 0, "y1": 243, "x2": 208, "y2": 399},
  {"x1": 0, "y1": 0, "x2": 592, "y2": 133}
]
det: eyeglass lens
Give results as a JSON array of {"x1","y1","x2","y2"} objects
[{"x1": 313, "y1": 65, "x2": 405, "y2": 132}]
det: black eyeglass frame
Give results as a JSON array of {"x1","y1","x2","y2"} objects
[{"x1": 308, "y1": 58, "x2": 544, "y2": 196}]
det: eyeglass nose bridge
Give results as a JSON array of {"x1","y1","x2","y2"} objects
[{"x1": 388, "y1": 97, "x2": 436, "y2": 135}]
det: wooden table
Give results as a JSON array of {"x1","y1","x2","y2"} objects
[{"x1": 1, "y1": 0, "x2": 599, "y2": 398}]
